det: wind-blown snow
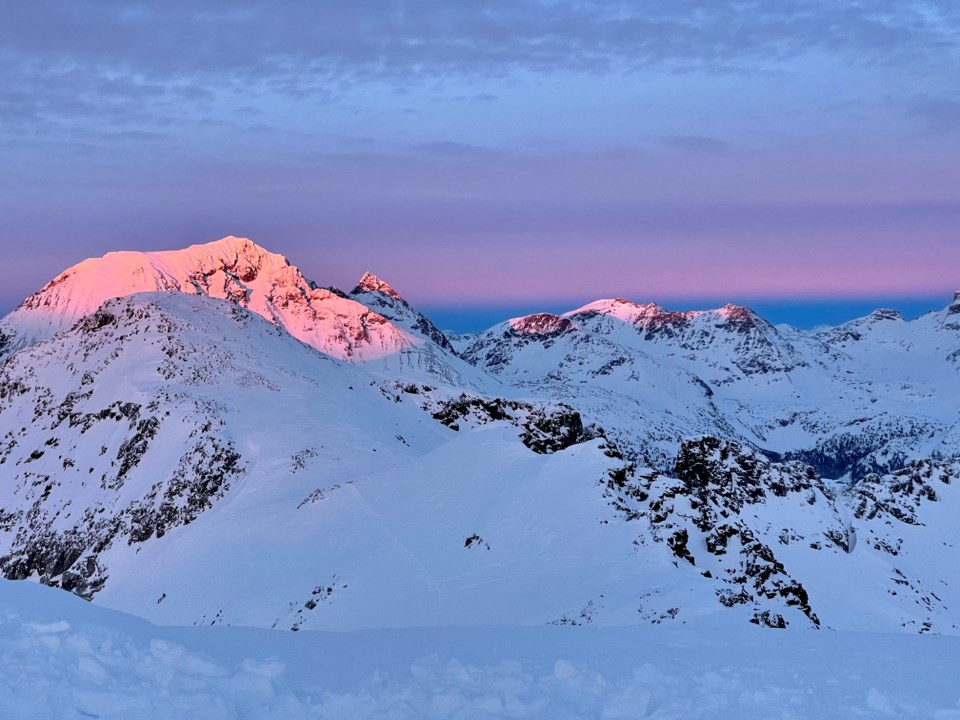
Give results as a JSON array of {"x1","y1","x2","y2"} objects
[{"x1": 3, "y1": 578, "x2": 960, "y2": 720}]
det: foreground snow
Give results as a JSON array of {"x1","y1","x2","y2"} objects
[{"x1": 2, "y1": 580, "x2": 959, "y2": 720}]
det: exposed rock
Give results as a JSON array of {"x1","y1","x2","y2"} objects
[
  {"x1": 423, "y1": 390, "x2": 593, "y2": 454},
  {"x1": 508, "y1": 313, "x2": 576, "y2": 339}
]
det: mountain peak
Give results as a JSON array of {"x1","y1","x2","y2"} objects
[
  {"x1": 867, "y1": 308, "x2": 903, "y2": 322},
  {"x1": 177, "y1": 235, "x2": 287, "y2": 270},
  {"x1": 567, "y1": 298, "x2": 661, "y2": 321},
  {"x1": 943, "y1": 292, "x2": 960, "y2": 325},
  {"x1": 0, "y1": 237, "x2": 431, "y2": 364},
  {"x1": 352, "y1": 272, "x2": 402, "y2": 300},
  {"x1": 202, "y1": 234, "x2": 257, "y2": 250},
  {"x1": 713, "y1": 303, "x2": 760, "y2": 324},
  {"x1": 201, "y1": 235, "x2": 266, "y2": 256}
]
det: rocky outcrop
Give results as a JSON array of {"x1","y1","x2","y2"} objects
[
  {"x1": 600, "y1": 437, "x2": 838, "y2": 628},
  {"x1": 853, "y1": 460, "x2": 954, "y2": 526},
  {"x1": 418, "y1": 388, "x2": 596, "y2": 454},
  {"x1": 509, "y1": 313, "x2": 576, "y2": 339}
]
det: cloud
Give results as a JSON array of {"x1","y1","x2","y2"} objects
[
  {"x1": 660, "y1": 135, "x2": 731, "y2": 154},
  {"x1": 1, "y1": 1, "x2": 956, "y2": 130},
  {"x1": 415, "y1": 141, "x2": 497, "y2": 157},
  {"x1": 909, "y1": 97, "x2": 960, "y2": 135}
]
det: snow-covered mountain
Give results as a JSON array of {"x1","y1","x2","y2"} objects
[
  {"x1": 0, "y1": 237, "x2": 958, "y2": 636},
  {"x1": 461, "y1": 295, "x2": 960, "y2": 477},
  {"x1": 0, "y1": 236, "x2": 484, "y2": 389},
  {"x1": 0, "y1": 291, "x2": 630, "y2": 630}
]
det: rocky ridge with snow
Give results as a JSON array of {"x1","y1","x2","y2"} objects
[{"x1": 461, "y1": 293, "x2": 960, "y2": 477}]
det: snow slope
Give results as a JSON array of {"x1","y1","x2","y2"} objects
[
  {"x1": 0, "y1": 291, "x2": 956, "y2": 633},
  {"x1": 3, "y1": 578, "x2": 960, "y2": 720}
]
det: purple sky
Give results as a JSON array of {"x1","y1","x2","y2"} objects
[{"x1": 1, "y1": 1, "x2": 959, "y2": 324}]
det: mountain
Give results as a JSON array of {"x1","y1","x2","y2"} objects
[
  {"x1": 0, "y1": 291, "x2": 633, "y2": 630},
  {"x1": 0, "y1": 237, "x2": 958, "y2": 636},
  {"x1": 0, "y1": 236, "x2": 484, "y2": 388},
  {"x1": 460, "y1": 295, "x2": 960, "y2": 478},
  {"x1": 347, "y1": 270, "x2": 491, "y2": 388}
]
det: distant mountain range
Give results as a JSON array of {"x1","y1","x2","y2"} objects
[{"x1": 1, "y1": 237, "x2": 957, "y2": 634}]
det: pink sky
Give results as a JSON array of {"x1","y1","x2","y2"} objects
[{"x1": 1, "y1": 3, "x2": 957, "y2": 314}]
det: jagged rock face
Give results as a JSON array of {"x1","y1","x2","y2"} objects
[
  {"x1": 673, "y1": 436, "x2": 822, "y2": 508},
  {"x1": 509, "y1": 313, "x2": 576, "y2": 339},
  {"x1": 352, "y1": 271, "x2": 402, "y2": 300},
  {"x1": 853, "y1": 460, "x2": 955, "y2": 526},
  {"x1": 645, "y1": 438, "x2": 828, "y2": 628},
  {"x1": 0, "y1": 298, "x2": 252, "y2": 598},
  {"x1": 410, "y1": 387, "x2": 595, "y2": 454},
  {"x1": 348, "y1": 273, "x2": 457, "y2": 355}
]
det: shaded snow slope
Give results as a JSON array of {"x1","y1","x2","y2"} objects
[
  {"x1": 0, "y1": 293, "x2": 643, "y2": 630},
  {"x1": 3, "y1": 579, "x2": 960, "y2": 720}
]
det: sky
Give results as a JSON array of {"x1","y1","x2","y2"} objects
[{"x1": 1, "y1": 1, "x2": 959, "y2": 328}]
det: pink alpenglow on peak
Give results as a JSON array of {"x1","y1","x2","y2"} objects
[
  {"x1": 712, "y1": 304, "x2": 761, "y2": 325},
  {"x1": 352, "y1": 272, "x2": 403, "y2": 300},
  {"x1": 566, "y1": 298, "x2": 688, "y2": 328},
  {"x1": 566, "y1": 298, "x2": 760, "y2": 328},
  {"x1": 0, "y1": 236, "x2": 419, "y2": 362}
]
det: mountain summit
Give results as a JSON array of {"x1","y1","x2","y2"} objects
[
  {"x1": 0, "y1": 237, "x2": 432, "y2": 364},
  {"x1": 352, "y1": 271, "x2": 402, "y2": 300}
]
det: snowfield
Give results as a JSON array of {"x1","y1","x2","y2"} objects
[{"x1": 3, "y1": 578, "x2": 960, "y2": 720}]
